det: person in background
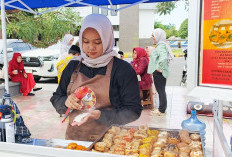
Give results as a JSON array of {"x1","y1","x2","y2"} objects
[
  {"x1": 148, "y1": 28, "x2": 174, "y2": 116},
  {"x1": 8, "y1": 53, "x2": 42, "y2": 96},
  {"x1": 118, "y1": 51, "x2": 124, "y2": 59},
  {"x1": 57, "y1": 45, "x2": 81, "y2": 83},
  {"x1": 51, "y1": 14, "x2": 142, "y2": 141},
  {"x1": 59, "y1": 34, "x2": 74, "y2": 60},
  {"x1": 132, "y1": 47, "x2": 153, "y2": 100}
]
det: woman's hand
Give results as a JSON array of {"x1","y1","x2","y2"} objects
[
  {"x1": 76, "y1": 110, "x2": 101, "y2": 126},
  {"x1": 24, "y1": 73, "x2": 27, "y2": 78},
  {"x1": 65, "y1": 93, "x2": 83, "y2": 110},
  {"x1": 12, "y1": 70, "x2": 18, "y2": 75}
]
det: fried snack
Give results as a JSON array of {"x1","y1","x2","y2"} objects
[
  {"x1": 114, "y1": 146, "x2": 125, "y2": 155},
  {"x1": 164, "y1": 151, "x2": 177, "y2": 157},
  {"x1": 168, "y1": 137, "x2": 180, "y2": 145},
  {"x1": 139, "y1": 143, "x2": 152, "y2": 155},
  {"x1": 151, "y1": 148, "x2": 162, "y2": 156},
  {"x1": 179, "y1": 152, "x2": 190, "y2": 157},
  {"x1": 142, "y1": 137, "x2": 156, "y2": 145},
  {"x1": 102, "y1": 138, "x2": 112, "y2": 148},
  {"x1": 134, "y1": 132, "x2": 147, "y2": 139},
  {"x1": 179, "y1": 130, "x2": 189, "y2": 136},
  {"x1": 154, "y1": 140, "x2": 165, "y2": 147},
  {"x1": 190, "y1": 150, "x2": 204, "y2": 157},
  {"x1": 108, "y1": 126, "x2": 120, "y2": 135},
  {"x1": 125, "y1": 146, "x2": 139, "y2": 155},
  {"x1": 76, "y1": 145, "x2": 87, "y2": 151},
  {"x1": 189, "y1": 141, "x2": 202, "y2": 150},
  {"x1": 157, "y1": 137, "x2": 167, "y2": 144},
  {"x1": 179, "y1": 146, "x2": 191, "y2": 154},
  {"x1": 158, "y1": 131, "x2": 169, "y2": 138},
  {"x1": 104, "y1": 133, "x2": 113, "y2": 140},
  {"x1": 177, "y1": 142, "x2": 189, "y2": 149},
  {"x1": 148, "y1": 129, "x2": 159, "y2": 136},
  {"x1": 190, "y1": 134, "x2": 201, "y2": 141},
  {"x1": 94, "y1": 142, "x2": 106, "y2": 152},
  {"x1": 66, "y1": 143, "x2": 78, "y2": 149},
  {"x1": 139, "y1": 154, "x2": 150, "y2": 157}
]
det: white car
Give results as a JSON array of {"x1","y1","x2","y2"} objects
[
  {"x1": 22, "y1": 37, "x2": 79, "y2": 82},
  {"x1": 0, "y1": 39, "x2": 36, "y2": 68}
]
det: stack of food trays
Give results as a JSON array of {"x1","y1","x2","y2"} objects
[{"x1": 90, "y1": 125, "x2": 204, "y2": 157}]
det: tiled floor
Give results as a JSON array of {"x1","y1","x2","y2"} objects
[{"x1": 11, "y1": 84, "x2": 232, "y2": 157}]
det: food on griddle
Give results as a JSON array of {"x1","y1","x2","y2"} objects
[{"x1": 92, "y1": 126, "x2": 204, "y2": 157}]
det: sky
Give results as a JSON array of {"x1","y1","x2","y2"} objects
[{"x1": 154, "y1": 1, "x2": 189, "y2": 30}]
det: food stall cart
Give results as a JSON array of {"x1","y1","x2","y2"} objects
[{"x1": 187, "y1": 0, "x2": 232, "y2": 156}]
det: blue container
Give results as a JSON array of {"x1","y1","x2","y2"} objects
[{"x1": 181, "y1": 110, "x2": 206, "y2": 147}]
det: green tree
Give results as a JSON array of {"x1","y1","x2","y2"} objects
[
  {"x1": 154, "y1": 22, "x2": 178, "y2": 38},
  {"x1": 156, "y1": 0, "x2": 189, "y2": 15},
  {"x1": 1, "y1": 8, "x2": 82, "y2": 48},
  {"x1": 178, "y1": 19, "x2": 188, "y2": 39}
]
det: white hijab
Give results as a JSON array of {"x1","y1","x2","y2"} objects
[
  {"x1": 152, "y1": 28, "x2": 174, "y2": 62},
  {"x1": 59, "y1": 34, "x2": 74, "y2": 60},
  {"x1": 73, "y1": 14, "x2": 118, "y2": 68}
]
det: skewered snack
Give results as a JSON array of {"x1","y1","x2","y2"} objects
[
  {"x1": 190, "y1": 134, "x2": 201, "y2": 141},
  {"x1": 108, "y1": 126, "x2": 121, "y2": 135}
]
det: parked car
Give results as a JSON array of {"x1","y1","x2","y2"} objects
[
  {"x1": 22, "y1": 37, "x2": 79, "y2": 82},
  {"x1": 0, "y1": 39, "x2": 36, "y2": 68}
]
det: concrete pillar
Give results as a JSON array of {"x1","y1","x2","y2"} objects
[{"x1": 119, "y1": 5, "x2": 139, "y2": 53}]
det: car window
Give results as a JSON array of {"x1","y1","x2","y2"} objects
[
  {"x1": 7, "y1": 43, "x2": 19, "y2": 52},
  {"x1": 17, "y1": 43, "x2": 31, "y2": 51}
]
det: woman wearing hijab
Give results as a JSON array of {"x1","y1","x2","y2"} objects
[
  {"x1": 132, "y1": 47, "x2": 152, "y2": 100},
  {"x1": 148, "y1": 28, "x2": 174, "y2": 116},
  {"x1": 51, "y1": 14, "x2": 142, "y2": 141},
  {"x1": 59, "y1": 34, "x2": 74, "y2": 60},
  {"x1": 8, "y1": 53, "x2": 41, "y2": 96}
]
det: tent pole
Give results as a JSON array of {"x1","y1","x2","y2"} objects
[{"x1": 1, "y1": 0, "x2": 9, "y2": 93}]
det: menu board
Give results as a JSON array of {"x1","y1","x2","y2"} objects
[{"x1": 199, "y1": 0, "x2": 232, "y2": 88}]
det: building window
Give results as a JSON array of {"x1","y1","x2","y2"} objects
[
  {"x1": 92, "y1": 7, "x2": 99, "y2": 14},
  {"x1": 101, "y1": 6, "x2": 108, "y2": 16},
  {"x1": 111, "y1": 5, "x2": 117, "y2": 16}
]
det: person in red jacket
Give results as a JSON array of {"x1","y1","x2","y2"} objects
[
  {"x1": 8, "y1": 53, "x2": 41, "y2": 96},
  {"x1": 132, "y1": 47, "x2": 153, "y2": 100}
]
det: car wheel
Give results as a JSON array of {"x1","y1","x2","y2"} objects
[{"x1": 34, "y1": 76, "x2": 41, "y2": 82}]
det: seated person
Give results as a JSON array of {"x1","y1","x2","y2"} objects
[
  {"x1": 8, "y1": 53, "x2": 42, "y2": 96},
  {"x1": 57, "y1": 45, "x2": 80, "y2": 83},
  {"x1": 132, "y1": 47, "x2": 153, "y2": 100}
]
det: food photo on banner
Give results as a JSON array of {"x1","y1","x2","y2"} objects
[{"x1": 198, "y1": 0, "x2": 232, "y2": 89}]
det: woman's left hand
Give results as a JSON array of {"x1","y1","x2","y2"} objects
[
  {"x1": 77, "y1": 109, "x2": 101, "y2": 126},
  {"x1": 24, "y1": 73, "x2": 27, "y2": 78}
]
